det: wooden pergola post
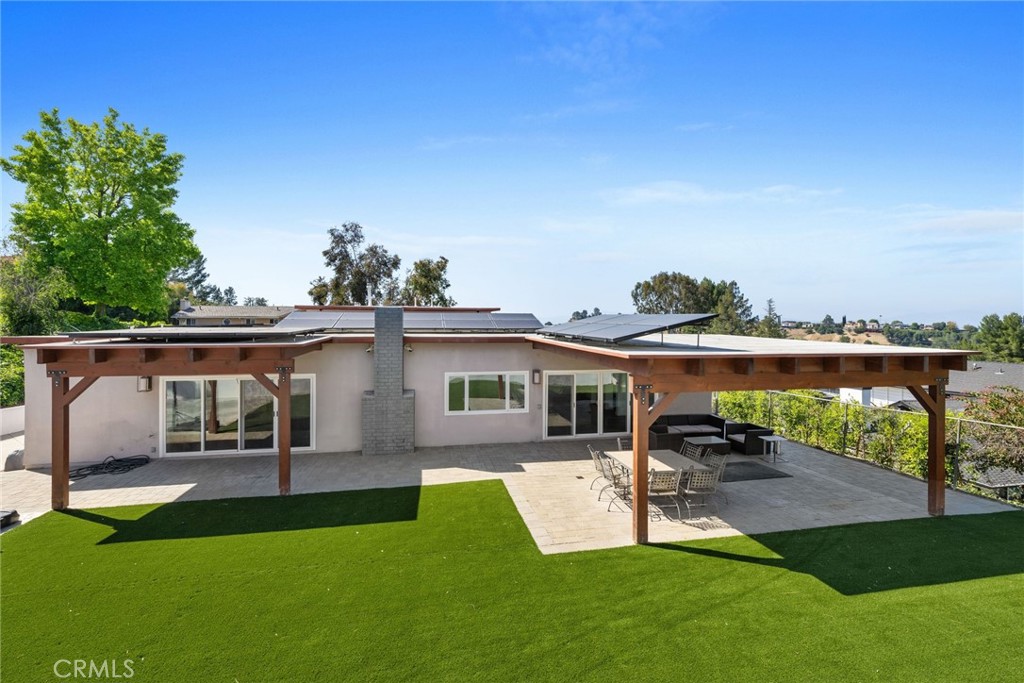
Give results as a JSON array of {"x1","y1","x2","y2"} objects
[
  {"x1": 927, "y1": 381, "x2": 947, "y2": 516},
  {"x1": 49, "y1": 372, "x2": 99, "y2": 510},
  {"x1": 630, "y1": 378, "x2": 652, "y2": 544},
  {"x1": 277, "y1": 367, "x2": 292, "y2": 496},
  {"x1": 907, "y1": 379, "x2": 948, "y2": 516},
  {"x1": 50, "y1": 372, "x2": 70, "y2": 510},
  {"x1": 252, "y1": 367, "x2": 292, "y2": 496}
]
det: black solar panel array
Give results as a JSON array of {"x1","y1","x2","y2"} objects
[
  {"x1": 64, "y1": 327, "x2": 326, "y2": 342},
  {"x1": 276, "y1": 310, "x2": 543, "y2": 332},
  {"x1": 537, "y1": 313, "x2": 717, "y2": 343}
]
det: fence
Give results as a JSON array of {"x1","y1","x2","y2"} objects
[{"x1": 714, "y1": 390, "x2": 1024, "y2": 499}]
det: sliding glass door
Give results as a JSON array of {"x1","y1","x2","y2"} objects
[
  {"x1": 544, "y1": 371, "x2": 630, "y2": 438},
  {"x1": 162, "y1": 375, "x2": 314, "y2": 455}
]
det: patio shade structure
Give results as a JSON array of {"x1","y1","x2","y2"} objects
[
  {"x1": 529, "y1": 333, "x2": 973, "y2": 545},
  {"x1": 20, "y1": 330, "x2": 328, "y2": 510}
]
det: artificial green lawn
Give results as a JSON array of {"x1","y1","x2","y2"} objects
[{"x1": 2, "y1": 481, "x2": 1022, "y2": 682}]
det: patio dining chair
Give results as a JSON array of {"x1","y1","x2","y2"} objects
[
  {"x1": 587, "y1": 444, "x2": 607, "y2": 490},
  {"x1": 678, "y1": 465, "x2": 721, "y2": 519},
  {"x1": 680, "y1": 441, "x2": 703, "y2": 461},
  {"x1": 602, "y1": 455, "x2": 632, "y2": 510},
  {"x1": 701, "y1": 451, "x2": 729, "y2": 505},
  {"x1": 648, "y1": 468, "x2": 683, "y2": 521}
]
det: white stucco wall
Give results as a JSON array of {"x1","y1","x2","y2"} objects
[
  {"x1": 23, "y1": 349, "x2": 160, "y2": 468},
  {"x1": 295, "y1": 342, "x2": 372, "y2": 453},
  {"x1": 19, "y1": 339, "x2": 714, "y2": 466}
]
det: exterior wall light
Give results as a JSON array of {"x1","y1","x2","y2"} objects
[
  {"x1": 137, "y1": 376, "x2": 153, "y2": 392},
  {"x1": 532, "y1": 369, "x2": 542, "y2": 385}
]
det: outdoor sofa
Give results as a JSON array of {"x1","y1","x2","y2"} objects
[
  {"x1": 724, "y1": 423, "x2": 775, "y2": 455},
  {"x1": 648, "y1": 413, "x2": 728, "y2": 452}
]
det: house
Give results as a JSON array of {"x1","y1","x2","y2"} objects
[
  {"x1": 835, "y1": 360, "x2": 1024, "y2": 411},
  {"x1": 171, "y1": 299, "x2": 294, "y2": 326},
  {"x1": 5, "y1": 306, "x2": 971, "y2": 543}
]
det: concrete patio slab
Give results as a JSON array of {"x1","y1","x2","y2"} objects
[{"x1": 0, "y1": 435, "x2": 1015, "y2": 552}]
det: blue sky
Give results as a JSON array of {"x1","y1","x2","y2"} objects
[{"x1": 3, "y1": 1, "x2": 1022, "y2": 325}]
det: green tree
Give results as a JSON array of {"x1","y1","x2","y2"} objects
[
  {"x1": 399, "y1": 256, "x2": 456, "y2": 307},
  {"x1": 243, "y1": 297, "x2": 269, "y2": 306},
  {"x1": 1, "y1": 108, "x2": 199, "y2": 316},
  {"x1": 752, "y1": 298, "x2": 786, "y2": 338},
  {"x1": 974, "y1": 313, "x2": 1024, "y2": 361},
  {"x1": 961, "y1": 386, "x2": 1024, "y2": 473},
  {"x1": 309, "y1": 223, "x2": 402, "y2": 306},
  {"x1": 707, "y1": 284, "x2": 751, "y2": 335},
  {"x1": 0, "y1": 251, "x2": 72, "y2": 335},
  {"x1": 569, "y1": 307, "x2": 602, "y2": 322},
  {"x1": 631, "y1": 272, "x2": 753, "y2": 332}
]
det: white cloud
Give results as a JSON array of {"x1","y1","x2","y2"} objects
[
  {"x1": 417, "y1": 135, "x2": 502, "y2": 151},
  {"x1": 907, "y1": 209, "x2": 1023, "y2": 235},
  {"x1": 603, "y1": 181, "x2": 843, "y2": 206}
]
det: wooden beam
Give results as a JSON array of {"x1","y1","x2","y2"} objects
[
  {"x1": 41, "y1": 359, "x2": 293, "y2": 378},
  {"x1": 685, "y1": 358, "x2": 705, "y2": 376},
  {"x1": 904, "y1": 356, "x2": 929, "y2": 372},
  {"x1": 905, "y1": 384, "x2": 937, "y2": 415},
  {"x1": 277, "y1": 368, "x2": 292, "y2": 496},
  {"x1": 647, "y1": 391, "x2": 679, "y2": 424},
  {"x1": 779, "y1": 358, "x2": 800, "y2": 375},
  {"x1": 927, "y1": 382, "x2": 946, "y2": 516},
  {"x1": 941, "y1": 356, "x2": 968, "y2": 371},
  {"x1": 138, "y1": 348, "x2": 156, "y2": 363},
  {"x1": 62, "y1": 377, "x2": 98, "y2": 408},
  {"x1": 864, "y1": 356, "x2": 889, "y2": 374},
  {"x1": 187, "y1": 348, "x2": 203, "y2": 363},
  {"x1": 531, "y1": 340, "x2": 653, "y2": 376},
  {"x1": 733, "y1": 358, "x2": 755, "y2": 375},
  {"x1": 823, "y1": 356, "x2": 846, "y2": 375},
  {"x1": 250, "y1": 372, "x2": 281, "y2": 398},
  {"x1": 37, "y1": 349, "x2": 58, "y2": 364},
  {"x1": 88, "y1": 348, "x2": 107, "y2": 364},
  {"x1": 50, "y1": 373, "x2": 70, "y2": 510}
]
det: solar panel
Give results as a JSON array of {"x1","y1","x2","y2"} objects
[
  {"x1": 538, "y1": 313, "x2": 717, "y2": 343},
  {"x1": 64, "y1": 327, "x2": 326, "y2": 342}
]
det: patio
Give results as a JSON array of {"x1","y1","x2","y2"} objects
[{"x1": 1, "y1": 435, "x2": 1011, "y2": 553}]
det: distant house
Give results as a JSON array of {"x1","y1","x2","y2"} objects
[
  {"x1": 866, "y1": 320, "x2": 881, "y2": 331},
  {"x1": 781, "y1": 320, "x2": 798, "y2": 329},
  {"x1": 172, "y1": 299, "x2": 294, "y2": 327},
  {"x1": 835, "y1": 360, "x2": 1024, "y2": 411}
]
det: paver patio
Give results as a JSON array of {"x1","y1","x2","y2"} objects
[{"x1": 0, "y1": 435, "x2": 1013, "y2": 552}]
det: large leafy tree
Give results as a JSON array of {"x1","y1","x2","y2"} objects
[
  {"x1": 1, "y1": 108, "x2": 199, "y2": 316},
  {"x1": 961, "y1": 386, "x2": 1024, "y2": 473},
  {"x1": 0, "y1": 251, "x2": 71, "y2": 335},
  {"x1": 309, "y1": 223, "x2": 403, "y2": 306},
  {"x1": 973, "y1": 313, "x2": 1024, "y2": 362},
  {"x1": 400, "y1": 256, "x2": 456, "y2": 307},
  {"x1": 632, "y1": 272, "x2": 754, "y2": 333}
]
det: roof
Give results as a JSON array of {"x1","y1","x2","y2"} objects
[
  {"x1": 529, "y1": 331, "x2": 973, "y2": 359},
  {"x1": 55, "y1": 327, "x2": 325, "y2": 342},
  {"x1": 172, "y1": 305, "x2": 294, "y2": 320},
  {"x1": 964, "y1": 465, "x2": 1024, "y2": 490},
  {"x1": 538, "y1": 313, "x2": 717, "y2": 343},
  {"x1": 949, "y1": 361, "x2": 1024, "y2": 394}
]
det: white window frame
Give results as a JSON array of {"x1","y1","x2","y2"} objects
[
  {"x1": 159, "y1": 374, "x2": 316, "y2": 456},
  {"x1": 541, "y1": 370, "x2": 632, "y2": 439},
  {"x1": 444, "y1": 371, "x2": 530, "y2": 416}
]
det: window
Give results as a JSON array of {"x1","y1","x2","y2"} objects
[
  {"x1": 161, "y1": 374, "x2": 315, "y2": 454},
  {"x1": 446, "y1": 372, "x2": 528, "y2": 415}
]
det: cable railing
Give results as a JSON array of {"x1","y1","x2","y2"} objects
[{"x1": 714, "y1": 389, "x2": 1024, "y2": 504}]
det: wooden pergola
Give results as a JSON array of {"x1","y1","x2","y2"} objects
[
  {"x1": 531, "y1": 333, "x2": 973, "y2": 544},
  {"x1": 22, "y1": 333, "x2": 326, "y2": 511}
]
